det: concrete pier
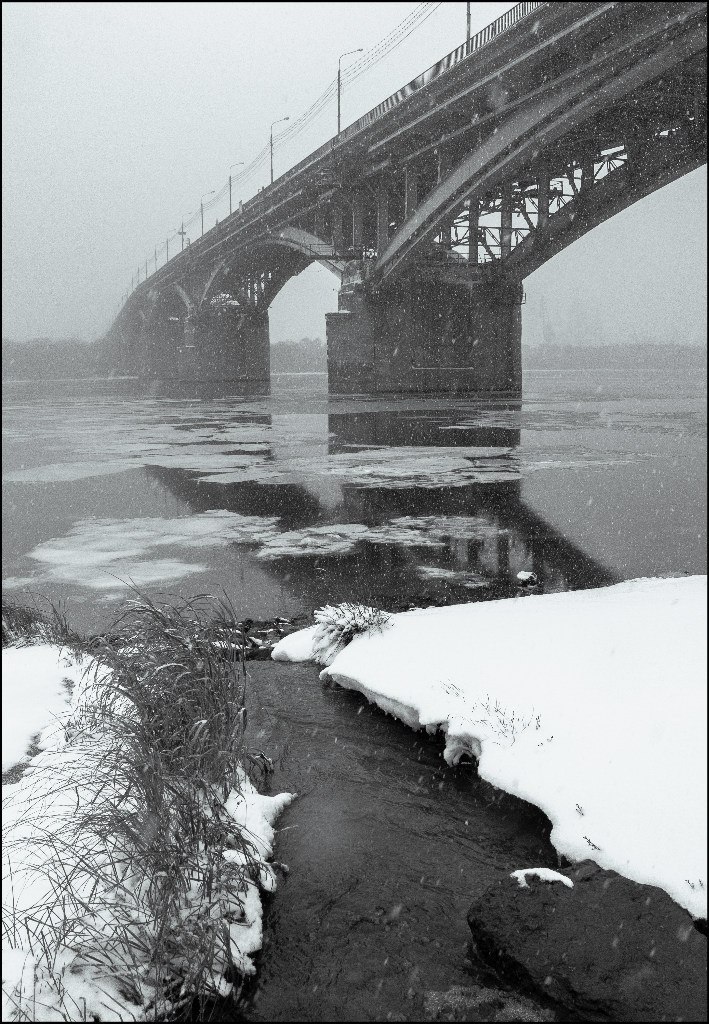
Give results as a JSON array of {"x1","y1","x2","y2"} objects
[
  {"x1": 145, "y1": 306, "x2": 270, "y2": 388},
  {"x1": 326, "y1": 267, "x2": 522, "y2": 395}
]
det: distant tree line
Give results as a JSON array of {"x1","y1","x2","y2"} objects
[
  {"x1": 523, "y1": 343, "x2": 707, "y2": 371},
  {"x1": 4, "y1": 335, "x2": 704, "y2": 380},
  {"x1": 2, "y1": 337, "x2": 114, "y2": 380},
  {"x1": 270, "y1": 336, "x2": 326, "y2": 373}
]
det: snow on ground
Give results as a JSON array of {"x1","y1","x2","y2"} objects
[
  {"x1": 2, "y1": 644, "x2": 294, "y2": 1021},
  {"x1": 1, "y1": 645, "x2": 85, "y2": 773},
  {"x1": 273, "y1": 576, "x2": 707, "y2": 919}
]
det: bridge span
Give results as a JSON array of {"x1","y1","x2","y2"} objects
[{"x1": 109, "y1": 1, "x2": 707, "y2": 394}]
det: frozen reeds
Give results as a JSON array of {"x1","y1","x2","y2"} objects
[
  {"x1": 2, "y1": 594, "x2": 280, "y2": 1022},
  {"x1": 312, "y1": 602, "x2": 392, "y2": 666}
]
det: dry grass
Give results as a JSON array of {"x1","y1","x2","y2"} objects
[
  {"x1": 312, "y1": 603, "x2": 392, "y2": 666},
  {"x1": 2, "y1": 594, "x2": 270, "y2": 1022}
]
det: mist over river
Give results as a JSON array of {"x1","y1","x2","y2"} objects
[{"x1": 2, "y1": 368, "x2": 706, "y2": 636}]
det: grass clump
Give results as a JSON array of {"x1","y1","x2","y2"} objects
[
  {"x1": 2, "y1": 594, "x2": 288, "y2": 1022},
  {"x1": 2, "y1": 597, "x2": 86, "y2": 657},
  {"x1": 312, "y1": 603, "x2": 392, "y2": 666}
]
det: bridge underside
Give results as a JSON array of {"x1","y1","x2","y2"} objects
[{"x1": 112, "y1": 2, "x2": 706, "y2": 394}]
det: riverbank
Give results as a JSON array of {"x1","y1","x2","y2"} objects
[
  {"x1": 270, "y1": 576, "x2": 707, "y2": 1020},
  {"x1": 1, "y1": 599, "x2": 294, "y2": 1022},
  {"x1": 3, "y1": 580, "x2": 706, "y2": 1021},
  {"x1": 274, "y1": 575, "x2": 707, "y2": 921}
]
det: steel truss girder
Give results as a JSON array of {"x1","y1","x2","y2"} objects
[{"x1": 371, "y1": 11, "x2": 707, "y2": 286}]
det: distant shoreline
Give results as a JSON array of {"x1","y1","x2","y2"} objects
[{"x1": 2, "y1": 339, "x2": 706, "y2": 381}]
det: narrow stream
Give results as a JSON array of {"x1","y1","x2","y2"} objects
[{"x1": 244, "y1": 662, "x2": 557, "y2": 1022}]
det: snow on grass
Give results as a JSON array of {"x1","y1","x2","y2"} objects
[
  {"x1": 274, "y1": 606, "x2": 392, "y2": 667},
  {"x1": 2, "y1": 600, "x2": 294, "y2": 1022},
  {"x1": 273, "y1": 576, "x2": 707, "y2": 919}
]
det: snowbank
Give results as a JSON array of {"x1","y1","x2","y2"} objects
[
  {"x1": 2, "y1": 644, "x2": 294, "y2": 1021},
  {"x1": 273, "y1": 577, "x2": 707, "y2": 919}
]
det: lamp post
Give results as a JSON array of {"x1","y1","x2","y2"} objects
[
  {"x1": 268, "y1": 117, "x2": 288, "y2": 185},
  {"x1": 466, "y1": 2, "x2": 471, "y2": 53},
  {"x1": 177, "y1": 213, "x2": 193, "y2": 252},
  {"x1": 201, "y1": 191, "x2": 215, "y2": 236},
  {"x1": 337, "y1": 49, "x2": 363, "y2": 135},
  {"x1": 229, "y1": 162, "x2": 244, "y2": 215}
]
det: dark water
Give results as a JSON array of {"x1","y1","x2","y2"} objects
[
  {"x1": 2, "y1": 370, "x2": 705, "y2": 634},
  {"x1": 244, "y1": 662, "x2": 556, "y2": 1022}
]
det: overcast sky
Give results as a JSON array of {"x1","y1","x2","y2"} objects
[{"x1": 2, "y1": 1, "x2": 706, "y2": 345}]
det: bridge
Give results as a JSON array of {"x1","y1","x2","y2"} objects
[{"x1": 110, "y1": 1, "x2": 707, "y2": 394}]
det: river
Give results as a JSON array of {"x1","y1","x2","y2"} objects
[
  {"x1": 2, "y1": 368, "x2": 706, "y2": 1019},
  {"x1": 2, "y1": 369, "x2": 705, "y2": 634}
]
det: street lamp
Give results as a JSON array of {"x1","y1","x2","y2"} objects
[
  {"x1": 229, "y1": 162, "x2": 244, "y2": 215},
  {"x1": 337, "y1": 49, "x2": 363, "y2": 135},
  {"x1": 466, "y1": 2, "x2": 471, "y2": 54},
  {"x1": 270, "y1": 117, "x2": 288, "y2": 185},
  {"x1": 200, "y1": 191, "x2": 215, "y2": 236},
  {"x1": 177, "y1": 212, "x2": 194, "y2": 252}
]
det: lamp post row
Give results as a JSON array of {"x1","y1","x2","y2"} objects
[{"x1": 135, "y1": 38, "x2": 382, "y2": 291}]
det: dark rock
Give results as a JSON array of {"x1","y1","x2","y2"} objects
[{"x1": 467, "y1": 861, "x2": 707, "y2": 1022}]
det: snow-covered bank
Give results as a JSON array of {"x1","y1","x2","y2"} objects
[
  {"x1": 2, "y1": 643, "x2": 294, "y2": 1021},
  {"x1": 274, "y1": 577, "x2": 707, "y2": 919},
  {"x1": 2, "y1": 644, "x2": 84, "y2": 773}
]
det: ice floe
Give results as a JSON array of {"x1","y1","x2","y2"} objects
[{"x1": 16, "y1": 511, "x2": 280, "y2": 592}]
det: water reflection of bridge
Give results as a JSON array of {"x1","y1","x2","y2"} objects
[{"x1": 147, "y1": 401, "x2": 617, "y2": 611}]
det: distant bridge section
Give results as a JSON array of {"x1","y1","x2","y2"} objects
[{"x1": 109, "y1": 1, "x2": 707, "y2": 393}]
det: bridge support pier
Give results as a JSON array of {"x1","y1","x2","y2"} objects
[
  {"x1": 176, "y1": 308, "x2": 270, "y2": 387},
  {"x1": 326, "y1": 270, "x2": 522, "y2": 395}
]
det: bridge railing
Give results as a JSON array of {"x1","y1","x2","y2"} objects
[
  {"x1": 268, "y1": 1, "x2": 547, "y2": 192},
  {"x1": 131, "y1": 0, "x2": 547, "y2": 297}
]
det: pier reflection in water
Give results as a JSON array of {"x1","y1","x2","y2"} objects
[
  {"x1": 146, "y1": 399, "x2": 617, "y2": 618},
  {"x1": 9, "y1": 365, "x2": 699, "y2": 634}
]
